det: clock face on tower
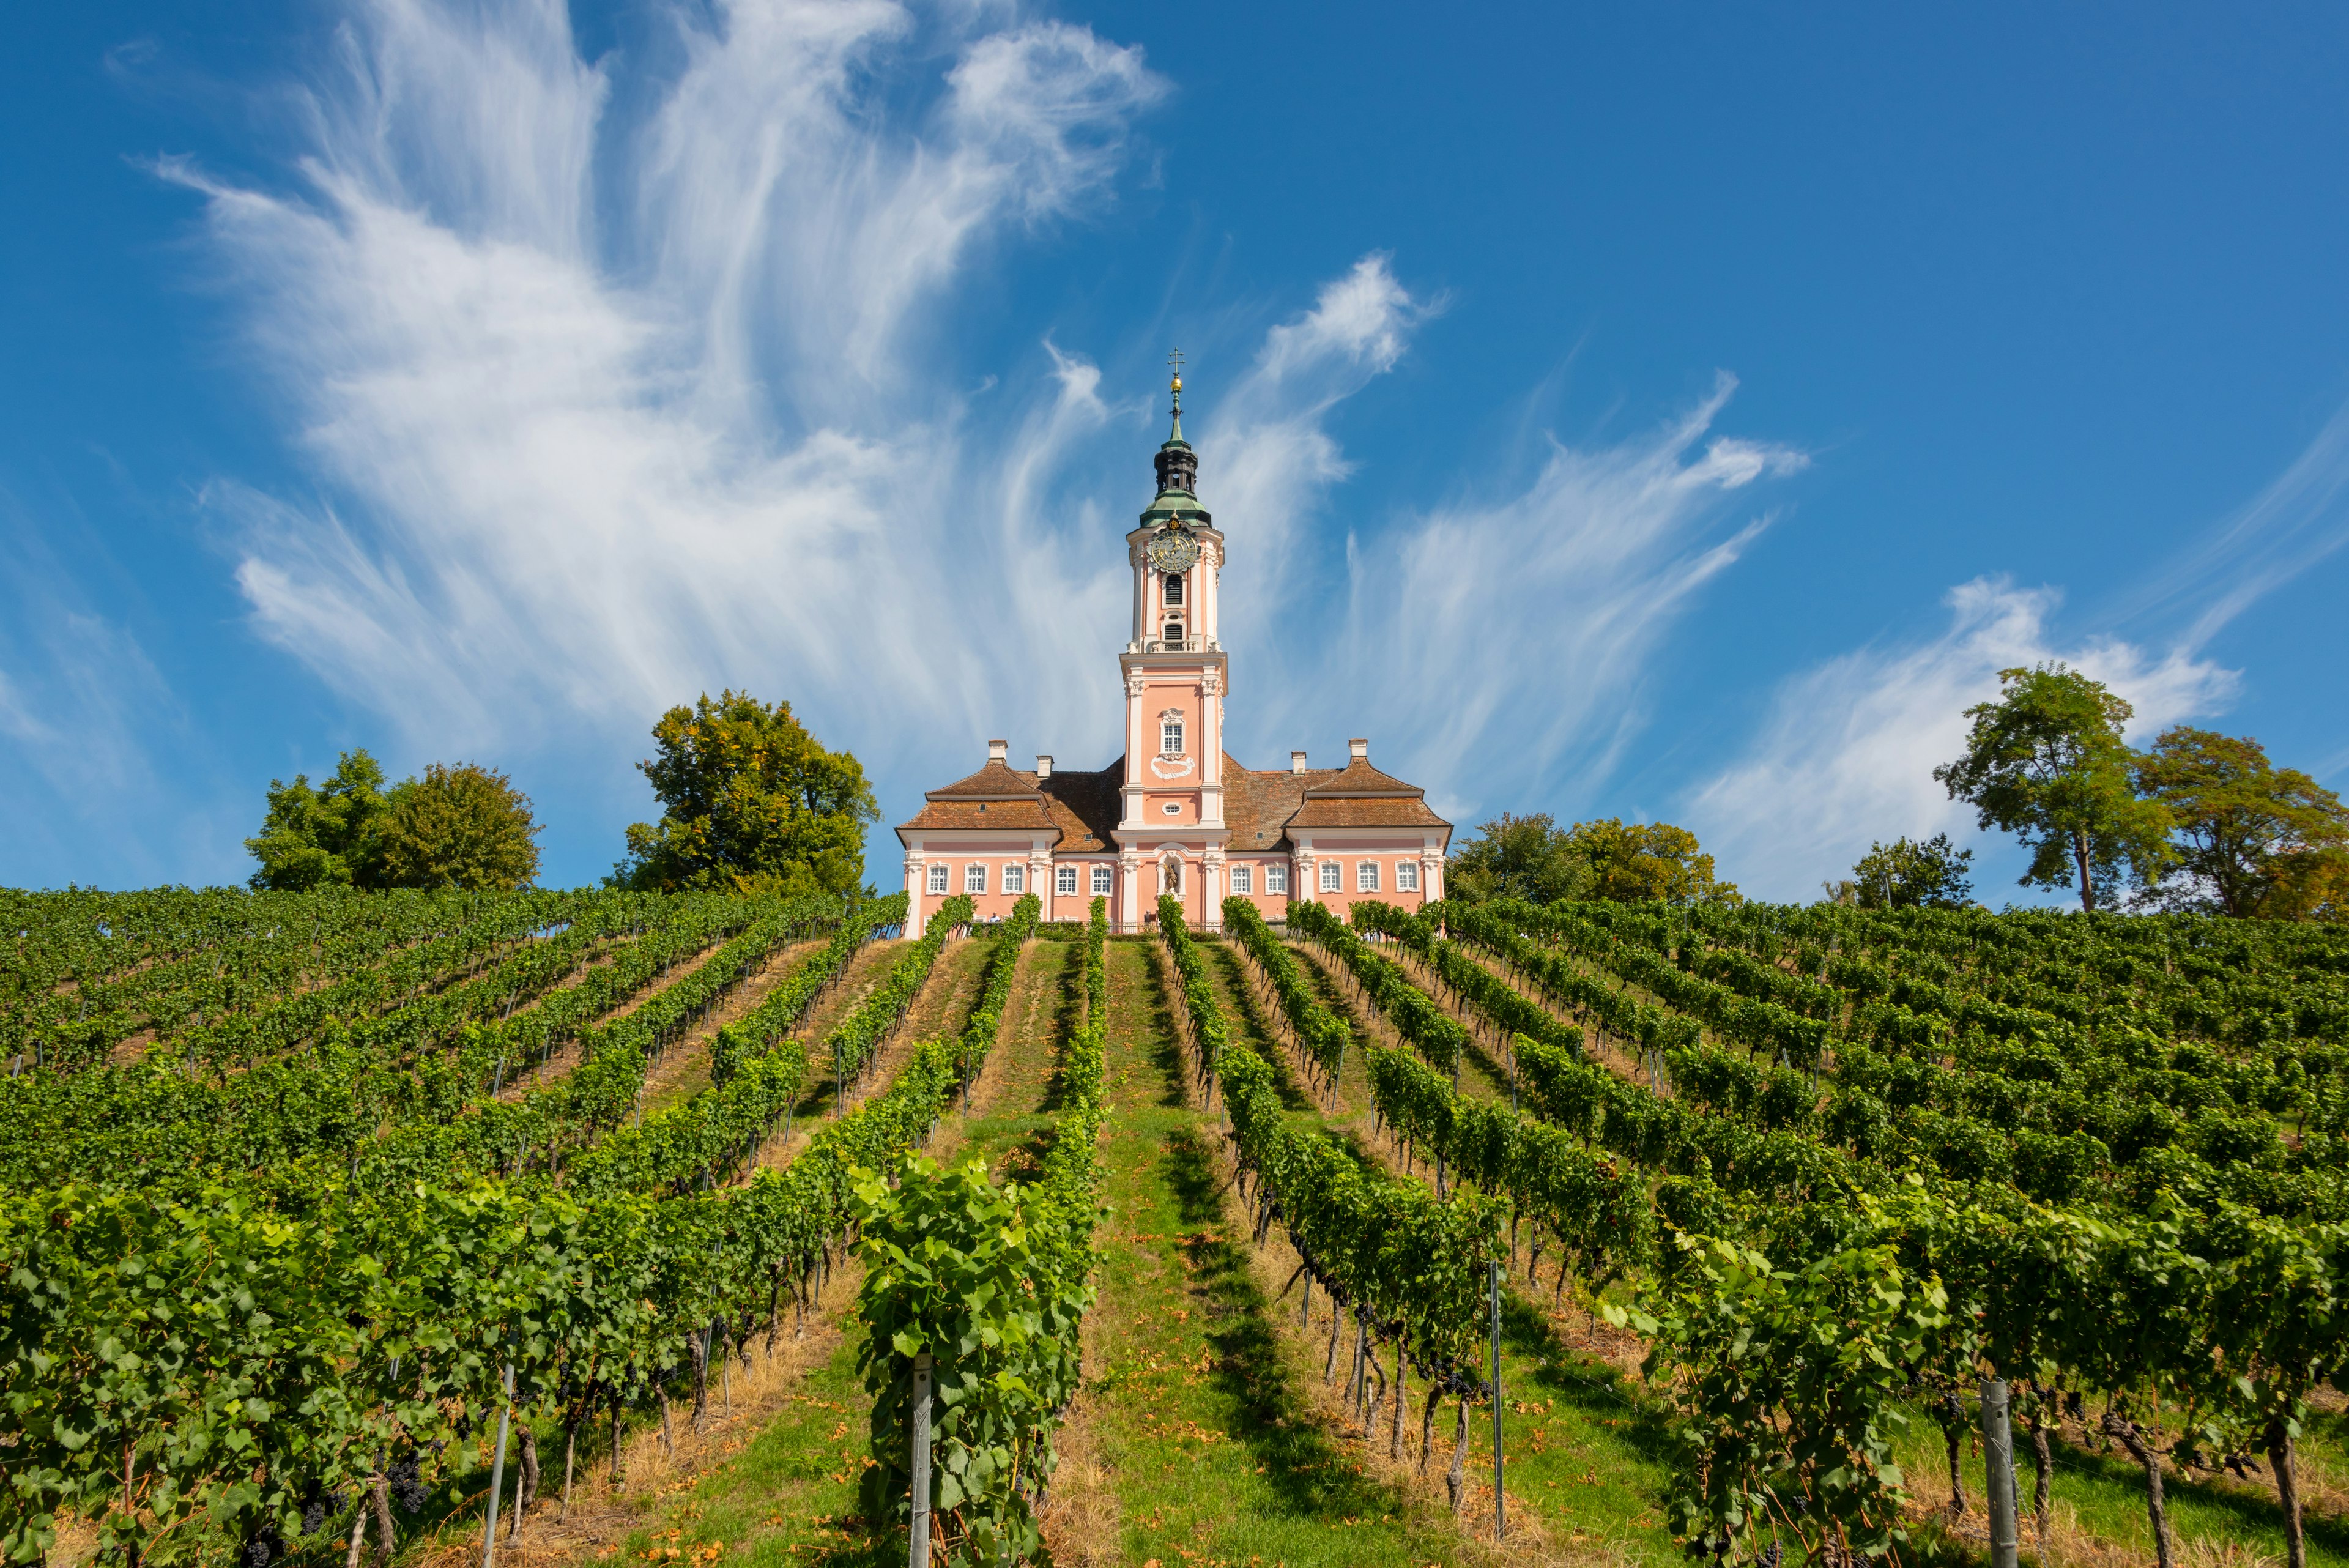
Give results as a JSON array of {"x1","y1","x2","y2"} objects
[{"x1": 1144, "y1": 525, "x2": 1200, "y2": 576}]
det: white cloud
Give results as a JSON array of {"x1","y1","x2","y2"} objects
[
  {"x1": 1683, "y1": 577, "x2": 2237, "y2": 902},
  {"x1": 167, "y1": 0, "x2": 1167, "y2": 797},
  {"x1": 2119, "y1": 398, "x2": 2349, "y2": 652},
  {"x1": 1299, "y1": 373, "x2": 1806, "y2": 807}
]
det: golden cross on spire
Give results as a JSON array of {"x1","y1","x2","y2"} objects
[{"x1": 1167, "y1": 347, "x2": 1184, "y2": 398}]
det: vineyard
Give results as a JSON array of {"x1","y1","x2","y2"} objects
[{"x1": 9, "y1": 885, "x2": 2349, "y2": 1568}]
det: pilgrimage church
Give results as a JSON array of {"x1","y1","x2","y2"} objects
[{"x1": 897, "y1": 372, "x2": 1451, "y2": 931}]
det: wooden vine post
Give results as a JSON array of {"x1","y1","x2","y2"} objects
[{"x1": 1981, "y1": 1377, "x2": 2018, "y2": 1568}]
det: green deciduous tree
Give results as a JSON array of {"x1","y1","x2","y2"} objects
[
  {"x1": 1934, "y1": 664, "x2": 2172, "y2": 912},
  {"x1": 2133, "y1": 727, "x2": 2349, "y2": 921},
  {"x1": 1445, "y1": 811, "x2": 1594, "y2": 905},
  {"x1": 1565, "y1": 817, "x2": 1742, "y2": 905},
  {"x1": 244, "y1": 749, "x2": 393, "y2": 890},
  {"x1": 378, "y1": 762, "x2": 542, "y2": 890},
  {"x1": 615, "y1": 689, "x2": 877, "y2": 896},
  {"x1": 1849, "y1": 833, "x2": 1975, "y2": 910}
]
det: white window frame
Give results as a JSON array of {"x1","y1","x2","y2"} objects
[
  {"x1": 1091, "y1": 864, "x2": 1114, "y2": 896},
  {"x1": 1319, "y1": 861, "x2": 1342, "y2": 893},
  {"x1": 1267, "y1": 864, "x2": 1288, "y2": 894},
  {"x1": 1396, "y1": 861, "x2": 1419, "y2": 892},
  {"x1": 1003, "y1": 863, "x2": 1025, "y2": 894},
  {"x1": 1231, "y1": 864, "x2": 1253, "y2": 894},
  {"x1": 965, "y1": 864, "x2": 987, "y2": 894},
  {"x1": 1161, "y1": 718, "x2": 1185, "y2": 756},
  {"x1": 1056, "y1": 865, "x2": 1078, "y2": 896},
  {"x1": 1357, "y1": 861, "x2": 1379, "y2": 893},
  {"x1": 927, "y1": 864, "x2": 949, "y2": 894}
]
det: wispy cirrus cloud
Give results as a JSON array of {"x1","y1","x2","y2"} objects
[
  {"x1": 1683, "y1": 578, "x2": 2236, "y2": 901},
  {"x1": 163, "y1": 0, "x2": 1169, "y2": 800},
  {"x1": 1315, "y1": 374, "x2": 1808, "y2": 810},
  {"x1": 139, "y1": 0, "x2": 1816, "y2": 879},
  {"x1": 1682, "y1": 395, "x2": 2349, "y2": 903}
]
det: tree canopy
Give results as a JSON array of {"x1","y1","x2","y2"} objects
[
  {"x1": 1933, "y1": 663, "x2": 2172, "y2": 912},
  {"x1": 1846, "y1": 833, "x2": 1975, "y2": 910},
  {"x1": 378, "y1": 762, "x2": 542, "y2": 891},
  {"x1": 247, "y1": 750, "x2": 540, "y2": 891},
  {"x1": 615, "y1": 689, "x2": 877, "y2": 896},
  {"x1": 1565, "y1": 817, "x2": 1742, "y2": 905},
  {"x1": 1445, "y1": 812, "x2": 1593, "y2": 905},
  {"x1": 245, "y1": 750, "x2": 395, "y2": 891},
  {"x1": 2133, "y1": 727, "x2": 2349, "y2": 920}
]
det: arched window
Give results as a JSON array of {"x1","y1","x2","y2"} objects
[
  {"x1": 1161, "y1": 718, "x2": 1185, "y2": 756},
  {"x1": 1163, "y1": 572, "x2": 1184, "y2": 605}
]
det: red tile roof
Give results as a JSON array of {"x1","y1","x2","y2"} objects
[{"x1": 898, "y1": 751, "x2": 1448, "y2": 848}]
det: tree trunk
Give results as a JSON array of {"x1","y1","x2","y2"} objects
[
  {"x1": 2030, "y1": 1406, "x2": 2052, "y2": 1564},
  {"x1": 561, "y1": 1424, "x2": 578, "y2": 1523},
  {"x1": 1942, "y1": 1393, "x2": 1969, "y2": 1516},
  {"x1": 1390, "y1": 1338, "x2": 1408, "y2": 1462},
  {"x1": 508, "y1": 1426, "x2": 540, "y2": 1540},
  {"x1": 1446, "y1": 1394, "x2": 1471, "y2": 1513},
  {"x1": 2074, "y1": 829, "x2": 2096, "y2": 913},
  {"x1": 1324, "y1": 1309, "x2": 1343, "y2": 1383},
  {"x1": 690, "y1": 1329, "x2": 710, "y2": 1430},
  {"x1": 2101, "y1": 1410, "x2": 2173, "y2": 1568},
  {"x1": 369, "y1": 1475, "x2": 395, "y2": 1567},
  {"x1": 2268, "y1": 1415, "x2": 2304, "y2": 1568},
  {"x1": 343, "y1": 1501, "x2": 368, "y2": 1568},
  {"x1": 1420, "y1": 1383, "x2": 1445, "y2": 1476}
]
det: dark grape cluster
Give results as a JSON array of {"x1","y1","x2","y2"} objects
[
  {"x1": 241, "y1": 1522, "x2": 284, "y2": 1567},
  {"x1": 300, "y1": 1490, "x2": 346, "y2": 1535},
  {"x1": 1762, "y1": 1542, "x2": 1783, "y2": 1568},
  {"x1": 390, "y1": 1454, "x2": 429, "y2": 1513}
]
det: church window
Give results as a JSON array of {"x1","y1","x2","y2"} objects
[
  {"x1": 1397, "y1": 861, "x2": 1420, "y2": 892},
  {"x1": 1357, "y1": 861, "x2": 1380, "y2": 893},
  {"x1": 1056, "y1": 865, "x2": 1078, "y2": 896},
  {"x1": 1162, "y1": 803, "x2": 1181, "y2": 816},
  {"x1": 1091, "y1": 864, "x2": 1113, "y2": 895},
  {"x1": 1161, "y1": 718, "x2": 1185, "y2": 756},
  {"x1": 1163, "y1": 573, "x2": 1184, "y2": 605},
  {"x1": 1003, "y1": 863, "x2": 1025, "y2": 894},
  {"x1": 1231, "y1": 865, "x2": 1253, "y2": 894},
  {"x1": 927, "y1": 864, "x2": 948, "y2": 894},
  {"x1": 1319, "y1": 861, "x2": 1341, "y2": 893},
  {"x1": 1164, "y1": 622, "x2": 1183, "y2": 643},
  {"x1": 965, "y1": 864, "x2": 987, "y2": 894},
  {"x1": 1266, "y1": 864, "x2": 1288, "y2": 894}
]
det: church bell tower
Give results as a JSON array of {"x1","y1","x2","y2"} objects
[{"x1": 1115, "y1": 361, "x2": 1230, "y2": 926}]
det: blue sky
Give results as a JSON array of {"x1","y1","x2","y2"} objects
[{"x1": 5, "y1": 1, "x2": 2348, "y2": 902}]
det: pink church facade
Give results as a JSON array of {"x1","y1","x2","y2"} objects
[{"x1": 896, "y1": 380, "x2": 1451, "y2": 931}]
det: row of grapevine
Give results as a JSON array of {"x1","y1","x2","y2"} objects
[
  {"x1": 1221, "y1": 897, "x2": 1352, "y2": 1093},
  {"x1": 1336, "y1": 900, "x2": 2349, "y2": 1568},
  {"x1": 1286, "y1": 899, "x2": 1469, "y2": 1077},
  {"x1": 852, "y1": 895, "x2": 1099, "y2": 1566},
  {"x1": 1163, "y1": 896, "x2": 1504, "y2": 1509},
  {"x1": 0, "y1": 892, "x2": 1006, "y2": 1567}
]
